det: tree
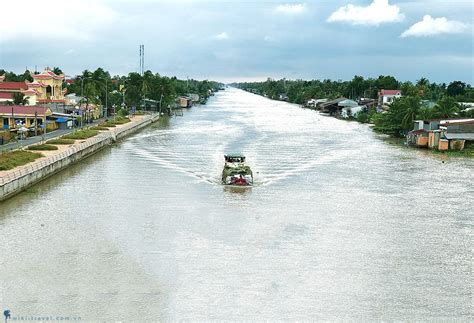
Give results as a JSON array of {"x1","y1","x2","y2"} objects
[
  {"x1": 52, "y1": 67, "x2": 63, "y2": 75},
  {"x1": 446, "y1": 81, "x2": 466, "y2": 97},
  {"x1": 417, "y1": 106, "x2": 434, "y2": 120},
  {"x1": 12, "y1": 92, "x2": 29, "y2": 105},
  {"x1": 433, "y1": 96, "x2": 459, "y2": 118}
]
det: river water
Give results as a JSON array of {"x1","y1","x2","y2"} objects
[{"x1": 0, "y1": 88, "x2": 472, "y2": 320}]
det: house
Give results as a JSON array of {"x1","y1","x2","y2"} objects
[
  {"x1": 319, "y1": 98, "x2": 347, "y2": 115},
  {"x1": 358, "y1": 98, "x2": 377, "y2": 109},
  {"x1": 443, "y1": 120, "x2": 474, "y2": 150},
  {"x1": 0, "y1": 67, "x2": 66, "y2": 106},
  {"x1": 178, "y1": 96, "x2": 192, "y2": 108},
  {"x1": 339, "y1": 99, "x2": 363, "y2": 118},
  {"x1": 412, "y1": 119, "x2": 440, "y2": 131},
  {"x1": 306, "y1": 98, "x2": 327, "y2": 109},
  {"x1": 407, "y1": 129, "x2": 429, "y2": 147},
  {"x1": 0, "y1": 105, "x2": 56, "y2": 132},
  {"x1": 0, "y1": 76, "x2": 29, "y2": 104},
  {"x1": 187, "y1": 93, "x2": 200, "y2": 103},
  {"x1": 378, "y1": 89, "x2": 401, "y2": 109},
  {"x1": 408, "y1": 118, "x2": 474, "y2": 150}
]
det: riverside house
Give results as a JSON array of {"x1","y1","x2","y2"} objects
[
  {"x1": 377, "y1": 89, "x2": 401, "y2": 110},
  {"x1": 407, "y1": 118, "x2": 474, "y2": 151},
  {"x1": 0, "y1": 105, "x2": 56, "y2": 133}
]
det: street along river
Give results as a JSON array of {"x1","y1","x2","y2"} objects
[{"x1": 0, "y1": 88, "x2": 472, "y2": 320}]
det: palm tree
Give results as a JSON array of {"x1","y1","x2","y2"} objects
[
  {"x1": 417, "y1": 106, "x2": 434, "y2": 120},
  {"x1": 12, "y1": 92, "x2": 29, "y2": 105},
  {"x1": 399, "y1": 96, "x2": 421, "y2": 129},
  {"x1": 434, "y1": 96, "x2": 459, "y2": 118}
]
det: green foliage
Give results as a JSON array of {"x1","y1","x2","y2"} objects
[
  {"x1": 433, "y1": 96, "x2": 460, "y2": 118},
  {"x1": 27, "y1": 144, "x2": 58, "y2": 151},
  {"x1": 63, "y1": 129, "x2": 99, "y2": 140},
  {"x1": 116, "y1": 108, "x2": 128, "y2": 117},
  {"x1": 46, "y1": 139, "x2": 75, "y2": 145},
  {"x1": 13, "y1": 92, "x2": 29, "y2": 105},
  {"x1": 372, "y1": 96, "x2": 421, "y2": 136},
  {"x1": 0, "y1": 150, "x2": 43, "y2": 171},
  {"x1": 447, "y1": 81, "x2": 466, "y2": 97}
]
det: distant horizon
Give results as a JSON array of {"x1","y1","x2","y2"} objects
[{"x1": 2, "y1": 67, "x2": 472, "y2": 86}]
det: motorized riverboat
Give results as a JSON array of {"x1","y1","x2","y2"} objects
[{"x1": 221, "y1": 153, "x2": 253, "y2": 186}]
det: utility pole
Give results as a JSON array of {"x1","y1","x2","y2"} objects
[{"x1": 34, "y1": 111, "x2": 38, "y2": 136}]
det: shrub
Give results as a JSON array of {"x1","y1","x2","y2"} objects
[
  {"x1": 27, "y1": 144, "x2": 59, "y2": 151},
  {"x1": 63, "y1": 129, "x2": 99, "y2": 140},
  {"x1": 46, "y1": 139, "x2": 75, "y2": 145},
  {"x1": 100, "y1": 122, "x2": 116, "y2": 127},
  {"x1": 113, "y1": 117, "x2": 131, "y2": 124},
  {"x1": 0, "y1": 150, "x2": 43, "y2": 170},
  {"x1": 116, "y1": 108, "x2": 129, "y2": 118}
]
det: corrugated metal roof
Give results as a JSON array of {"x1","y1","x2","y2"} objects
[{"x1": 445, "y1": 133, "x2": 474, "y2": 140}]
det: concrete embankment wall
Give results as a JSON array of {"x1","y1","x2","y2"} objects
[{"x1": 0, "y1": 114, "x2": 160, "y2": 202}]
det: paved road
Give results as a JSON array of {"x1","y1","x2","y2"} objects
[{"x1": 0, "y1": 119, "x2": 105, "y2": 152}]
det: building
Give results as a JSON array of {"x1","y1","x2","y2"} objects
[
  {"x1": 0, "y1": 75, "x2": 29, "y2": 104},
  {"x1": 0, "y1": 68, "x2": 66, "y2": 106},
  {"x1": 0, "y1": 105, "x2": 56, "y2": 132},
  {"x1": 378, "y1": 89, "x2": 402, "y2": 109},
  {"x1": 179, "y1": 96, "x2": 193, "y2": 108},
  {"x1": 407, "y1": 118, "x2": 474, "y2": 151},
  {"x1": 306, "y1": 98, "x2": 328, "y2": 109},
  {"x1": 319, "y1": 98, "x2": 347, "y2": 114},
  {"x1": 30, "y1": 68, "x2": 66, "y2": 105}
]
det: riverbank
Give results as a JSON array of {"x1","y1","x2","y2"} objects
[{"x1": 0, "y1": 114, "x2": 159, "y2": 201}]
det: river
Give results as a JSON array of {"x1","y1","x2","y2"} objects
[{"x1": 0, "y1": 88, "x2": 472, "y2": 320}]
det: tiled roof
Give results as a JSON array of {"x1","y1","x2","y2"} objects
[
  {"x1": 380, "y1": 89, "x2": 401, "y2": 96},
  {"x1": 0, "y1": 92, "x2": 13, "y2": 99},
  {"x1": 0, "y1": 82, "x2": 28, "y2": 90},
  {"x1": 0, "y1": 105, "x2": 51, "y2": 116}
]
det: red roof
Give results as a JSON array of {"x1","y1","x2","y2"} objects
[
  {"x1": 37, "y1": 98, "x2": 66, "y2": 103},
  {"x1": 0, "y1": 82, "x2": 28, "y2": 90},
  {"x1": 33, "y1": 70, "x2": 64, "y2": 80},
  {"x1": 379, "y1": 89, "x2": 401, "y2": 96},
  {"x1": 0, "y1": 92, "x2": 13, "y2": 99},
  {"x1": 0, "y1": 105, "x2": 50, "y2": 116}
]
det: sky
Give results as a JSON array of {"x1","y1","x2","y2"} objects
[{"x1": 0, "y1": 0, "x2": 473, "y2": 83}]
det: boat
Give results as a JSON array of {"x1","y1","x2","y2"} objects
[{"x1": 221, "y1": 153, "x2": 253, "y2": 186}]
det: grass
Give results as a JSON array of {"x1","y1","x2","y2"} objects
[
  {"x1": 0, "y1": 150, "x2": 43, "y2": 171},
  {"x1": 99, "y1": 117, "x2": 131, "y2": 128},
  {"x1": 100, "y1": 122, "x2": 116, "y2": 127},
  {"x1": 63, "y1": 129, "x2": 99, "y2": 140},
  {"x1": 431, "y1": 142, "x2": 474, "y2": 158},
  {"x1": 46, "y1": 139, "x2": 75, "y2": 145},
  {"x1": 113, "y1": 117, "x2": 131, "y2": 124},
  {"x1": 27, "y1": 144, "x2": 59, "y2": 151}
]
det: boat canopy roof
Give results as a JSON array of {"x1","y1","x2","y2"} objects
[
  {"x1": 225, "y1": 153, "x2": 245, "y2": 158},
  {"x1": 225, "y1": 153, "x2": 246, "y2": 162}
]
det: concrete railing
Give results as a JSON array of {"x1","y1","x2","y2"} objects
[{"x1": 0, "y1": 114, "x2": 159, "y2": 200}]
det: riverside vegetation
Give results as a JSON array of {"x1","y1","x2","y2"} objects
[{"x1": 235, "y1": 76, "x2": 474, "y2": 137}]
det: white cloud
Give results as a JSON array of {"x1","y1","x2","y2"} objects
[
  {"x1": 215, "y1": 32, "x2": 229, "y2": 40},
  {"x1": 0, "y1": 0, "x2": 118, "y2": 43},
  {"x1": 275, "y1": 3, "x2": 306, "y2": 15},
  {"x1": 327, "y1": 0, "x2": 404, "y2": 25},
  {"x1": 401, "y1": 15, "x2": 470, "y2": 38}
]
